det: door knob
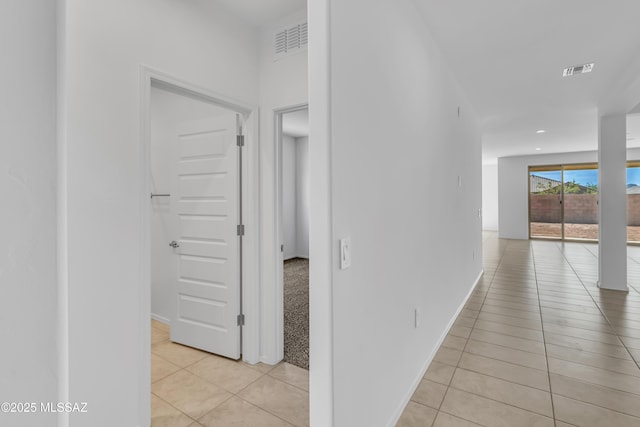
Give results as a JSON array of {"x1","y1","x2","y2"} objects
[{"x1": 169, "y1": 240, "x2": 180, "y2": 248}]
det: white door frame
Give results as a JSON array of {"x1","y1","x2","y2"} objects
[
  {"x1": 138, "y1": 65, "x2": 260, "y2": 422},
  {"x1": 274, "y1": 103, "x2": 309, "y2": 361}
]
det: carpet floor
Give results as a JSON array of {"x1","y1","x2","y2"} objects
[{"x1": 283, "y1": 258, "x2": 309, "y2": 370}]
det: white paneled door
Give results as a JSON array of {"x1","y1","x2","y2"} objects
[{"x1": 169, "y1": 114, "x2": 242, "y2": 360}]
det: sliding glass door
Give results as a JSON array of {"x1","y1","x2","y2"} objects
[
  {"x1": 629, "y1": 162, "x2": 640, "y2": 244},
  {"x1": 563, "y1": 164, "x2": 599, "y2": 240},
  {"x1": 530, "y1": 161, "x2": 640, "y2": 243},
  {"x1": 529, "y1": 166, "x2": 563, "y2": 239},
  {"x1": 529, "y1": 163, "x2": 599, "y2": 241}
]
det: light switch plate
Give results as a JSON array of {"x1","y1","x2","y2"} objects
[{"x1": 340, "y1": 237, "x2": 351, "y2": 269}]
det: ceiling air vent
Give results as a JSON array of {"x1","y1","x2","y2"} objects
[
  {"x1": 274, "y1": 21, "x2": 308, "y2": 61},
  {"x1": 563, "y1": 63, "x2": 594, "y2": 77}
]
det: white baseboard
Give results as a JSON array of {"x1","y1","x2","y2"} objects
[
  {"x1": 259, "y1": 355, "x2": 282, "y2": 366},
  {"x1": 151, "y1": 313, "x2": 170, "y2": 325},
  {"x1": 388, "y1": 269, "x2": 484, "y2": 426}
]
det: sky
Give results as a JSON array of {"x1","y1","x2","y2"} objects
[{"x1": 532, "y1": 167, "x2": 640, "y2": 187}]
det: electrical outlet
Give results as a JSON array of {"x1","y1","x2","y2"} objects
[
  {"x1": 414, "y1": 308, "x2": 420, "y2": 328},
  {"x1": 473, "y1": 249, "x2": 476, "y2": 260}
]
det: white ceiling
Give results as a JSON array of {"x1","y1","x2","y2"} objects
[
  {"x1": 413, "y1": 0, "x2": 640, "y2": 164},
  {"x1": 283, "y1": 109, "x2": 309, "y2": 137},
  {"x1": 209, "y1": 1, "x2": 640, "y2": 162},
  {"x1": 213, "y1": 0, "x2": 305, "y2": 28}
]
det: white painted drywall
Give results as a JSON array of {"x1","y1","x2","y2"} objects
[
  {"x1": 497, "y1": 148, "x2": 640, "y2": 239},
  {"x1": 61, "y1": 1, "x2": 259, "y2": 424},
  {"x1": 482, "y1": 164, "x2": 499, "y2": 231},
  {"x1": 150, "y1": 87, "x2": 174, "y2": 324},
  {"x1": 282, "y1": 135, "x2": 298, "y2": 259},
  {"x1": 283, "y1": 135, "x2": 310, "y2": 260},
  {"x1": 599, "y1": 115, "x2": 628, "y2": 290},
  {"x1": 296, "y1": 136, "x2": 310, "y2": 258},
  {"x1": 0, "y1": 2, "x2": 58, "y2": 425},
  {"x1": 310, "y1": 0, "x2": 483, "y2": 424},
  {"x1": 308, "y1": 0, "x2": 334, "y2": 421},
  {"x1": 258, "y1": 8, "x2": 309, "y2": 364}
]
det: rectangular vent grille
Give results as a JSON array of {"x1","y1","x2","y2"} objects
[
  {"x1": 563, "y1": 63, "x2": 594, "y2": 77},
  {"x1": 274, "y1": 21, "x2": 308, "y2": 60}
]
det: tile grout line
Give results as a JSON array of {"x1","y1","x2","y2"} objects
[
  {"x1": 150, "y1": 391, "x2": 201, "y2": 425},
  {"x1": 440, "y1": 238, "x2": 556, "y2": 423},
  {"x1": 152, "y1": 339, "x2": 307, "y2": 426},
  {"x1": 434, "y1": 237, "x2": 514, "y2": 426},
  {"x1": 553, "y1": 242, "x2": 640, "y2": 371},
  {"x1": 530, "y1": 241, "x2": 560, "y2": 427},
  {"x1": 431, "y1": 237, "x2": 640, "y2": 426},
  {"x1": 432, "y1": 239, "x2": 501, "y2": 426},
  {"x1": 539, "y1": 242, "x2": 640, "y2": 419},
  {"x1": 446, "y1": 382, "x2": 556, "y2": 421}
]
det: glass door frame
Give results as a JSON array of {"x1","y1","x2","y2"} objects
[
  {"x1": 528, "y1": 164, "x2": 565, "y2": 240},
  {"x1": 628, "y1": 160, "x2": 640, "y2": 246},
  {"x1": 528, "y1": 162, "x2": 600, "y2": 242}
]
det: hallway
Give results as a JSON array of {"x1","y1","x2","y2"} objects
[{"x1": 397, "y1": 233, "x2": 640, "y2": 426}]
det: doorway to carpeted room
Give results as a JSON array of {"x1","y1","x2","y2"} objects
[
  {"x1": 280, "y1": 107, "x2": 310, "y2": 370},
  {"x1": 283, "y1": 258, "x2": 309, "y2": 369}
]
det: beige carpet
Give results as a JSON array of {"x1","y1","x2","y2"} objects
[{"x1": 283, "y1": 258, "x2": 309, "y2": 370}]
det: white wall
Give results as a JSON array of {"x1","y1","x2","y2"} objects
[
  {"x1": 61, "y1": 1, "x2": 259, "y2": 424},
  {"x1": 150, "y1": 87, "x2": 174, "y2": 323},
  {"x1": 482, "y1": 164, "x2": 499, "y2": 231},
  {"x1": 283, "y1": 135, "x2": 310, "y2": 260},
  {"x1": 497, "y1": 148, "x2": 640, "y2": 239},
  {"x1": 296, "y1": 136, "x2": 310, "y2": 258},
  {"x1": 283, "y1": 135, "x2": 298, "y2": 259},
  {"x1": 310, "y1": 0, "x2": 483, "y2": 424},
  {"x1": 0, "y1": 2, "x2": 58, "y2": 426},
  {"x1": 258, "y1": 9, "x2": 309, "y2": 364}
]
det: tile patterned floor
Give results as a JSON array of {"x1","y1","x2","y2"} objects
[
  {"x1": 397, "y1": 232, "x2": 640, "y2": 427},
  {"x1": 150, "y1": 320, "x2": 309, "y2": 426},
  {"x1": 151, "y1": 232, "x2": 640, "y2": 426}
]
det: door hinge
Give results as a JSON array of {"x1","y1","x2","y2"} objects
[
  {"x1": 237, "y1": 135, "x2": 245, "y2": 147},
  {"x1": 237, "y1": 314, "x2": 245, "y2": 326},
  {"x1": 237, "y1": 224, "x2": 245, "y2": 236}
]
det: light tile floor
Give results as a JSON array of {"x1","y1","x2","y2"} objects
[
  {"x1": 150, "y1": 321, "x2": 309, "y2": 426},
  {"x1": 397, "y1": 232, "x2": 640, "y2": 427},
  {"x1": 151, "y1": 232, "x2": 640, "y2": 426}
]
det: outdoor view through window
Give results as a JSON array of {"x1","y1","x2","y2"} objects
[{"x1": 529, "y1": 163, "x2": 640, "y2": 243}]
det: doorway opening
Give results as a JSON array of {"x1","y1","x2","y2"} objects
[
  {"x1": 149, "y1": 82, "x2": 245, "y2": 359},
  {"x1": 529, "y1": 163, "x2": 599, "y2": 241},
  {"x1": 277, "y1": 105, "x2": 310, "y2": 369},
  {"x1": 141, "y1": 68, "x2": 263, "y2": 423}
]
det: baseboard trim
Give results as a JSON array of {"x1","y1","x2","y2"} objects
[
  {"x1": 151, "y1": 313, "x2": 170, "y2": 325},
  {"x1": 388, "y1": 269, "x2": 484, "y2": 426}
]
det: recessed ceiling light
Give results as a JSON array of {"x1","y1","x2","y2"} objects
[
  {"x1": 563, "y1": 63, "x2": 594, "y2": 77},
  {"x1": 536, "y1": 130, "x2": 546, "y2": 134},
  {"x1": 535, "y1": 147, "x2": 542, "y2": 151}
]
